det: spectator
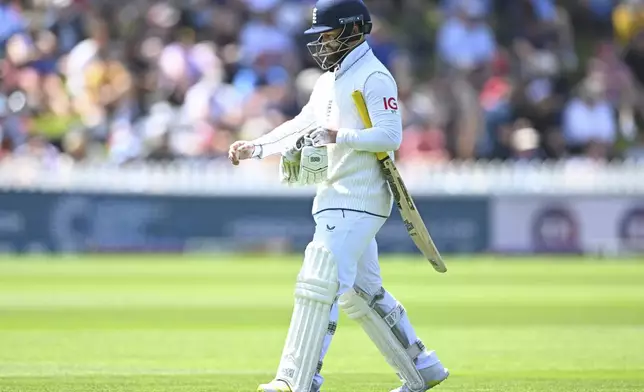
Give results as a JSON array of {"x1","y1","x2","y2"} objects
[
  {"x1": 427, "y1": 74, "x2": 483, "y2": 160},
  {"x1": 562, "y1": 76, "x2": 617, "y2": 156},
  {"x1": 238, "y1": 2, "x2": 295, "y2": 68},
  {"x1": 435, "y1": 0, "x2": 496, "y2": 77},
  {"x1": 65, "y1": 17, "x2": 110, "y2": 104},
  {"x1": 580, "y1": 0, "x2": 618, "y2": 39},
  {"x1": 499, "y1": 0, "x2": 558, "y2": 46},
  {"x1": 45, "y1": 0, "x2": 87, "y2": 55},
  {"x1": 623, "y1": 30, "x2": 644, "y2": 87},
  {"x1": 478, "y1": 49, "x2": 514, "y2": 158},
  {"x1": 0, "y1": 0, "x2": 639, "y2": 166},
  {"x1": 512, "y1": 44, "x2": 569, "y2": 148},
  {"x1": 13, "y1": 134, "x2": 60, "y2": 168},
  {"x1": 589, "y1": 41, "x2": 642, "y2": 142},
  {"x1": 61, "y1": 128, "x2": 89, "y2": 162},
  {"x1": 613, "y1": 0, "x2": 644, "y2": 44},
  {"x1": 0, "y1": 0, "x2": 26, "y2": 55},
  {"x1": 509, "y1": 119, "x2": 545, "y2": 161},
  {"x1": 145, "y1": 130, "x2": 175, "y2": 162},
  {"x1": 441, "y1": 0, "x2": 492, "y2": 17}
]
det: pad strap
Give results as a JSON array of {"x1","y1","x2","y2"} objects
[{"x1": 355, "y1": 286, "x2": 425, "y2": 361}]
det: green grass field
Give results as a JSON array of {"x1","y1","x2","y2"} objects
[{"x1": 0, "y1": 255, "x2": 643, "y2": 392}]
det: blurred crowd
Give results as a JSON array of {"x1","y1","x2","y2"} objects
[{"x1": 3, "y1": 0, "x2": 644, "y2": 166}]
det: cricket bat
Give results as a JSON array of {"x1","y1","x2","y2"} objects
[{"x1": 351, "y1": 90, "x2": 447, "y2": 273}]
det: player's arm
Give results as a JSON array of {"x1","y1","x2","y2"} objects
[
  {"x1": 336, "y1": 72, "x2": 402, "y2": 152},
  {"x1": 228, "y1": 75, "x2": 324, "y2": 165},
  {"x1": 249, "y1": 77, "x2": 326, "y2": 159},
  {"x1": 250, "y1": 103, "x2": 316, "y2": 159}
]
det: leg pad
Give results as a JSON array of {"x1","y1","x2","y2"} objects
[
  {"x1": 339, "y1": 288, "x2": 425, "y2": 391},
  {"x1": 274, "y1": 242, "x2": 339, "y2": 392}
]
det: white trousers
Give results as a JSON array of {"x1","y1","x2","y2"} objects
[
  {"x1": 312, "y1": 209, "x2": 386, "y2": 296},
  {"x1": 309, "y1": 209, "x2": 438, "y2": 391}
]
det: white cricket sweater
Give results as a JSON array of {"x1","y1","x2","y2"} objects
[{"x1": 252, "y1": 41, "x2": 402, "y2": 218}]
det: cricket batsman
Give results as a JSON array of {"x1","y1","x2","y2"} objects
[{"x1": 227, "y1": 1, "x2": 449, "y2": 391}]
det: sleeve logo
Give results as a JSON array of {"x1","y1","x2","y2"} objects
[{"x1": 383, "y1": 97, "x2": 398, "y2": 111}]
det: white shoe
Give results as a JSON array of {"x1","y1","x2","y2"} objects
[
  {"x1": 257, "y1": 379, "x2": 292, "y2": 392},
  {"x1": 389, "y1": 363, "x2": 449, "y2": 392}
]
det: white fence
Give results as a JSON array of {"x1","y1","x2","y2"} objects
[{"x1": 1, "y1": 156, "x2": 644, "y2": 196}]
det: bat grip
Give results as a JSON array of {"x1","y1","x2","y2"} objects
[{"x1": 375, "y1": 152, "x2": 389, "y2": 160}]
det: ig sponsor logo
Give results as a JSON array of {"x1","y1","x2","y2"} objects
[
  {"x1": 619, "y1": 207, "x2": 644, "y2": 251},
  {"x1": 531, "y1": 206, "x2": 579, "y2": 253}
]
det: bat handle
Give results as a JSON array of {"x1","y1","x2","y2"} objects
[{"x1": 375, "y1": 152, "x2": 389, "y2": 160}]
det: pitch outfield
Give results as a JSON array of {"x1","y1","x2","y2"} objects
[{"x1": 0, "y1": 255, "x2": 643, "y2": 392}]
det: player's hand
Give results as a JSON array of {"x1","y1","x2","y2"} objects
[
  {"x1": 228, "y1": 140, "x2": 256, "y2": 165},
  {"x1": 310, "y1": 127, "x2": 337, "y2": 147},
  {"x1": 283, "y1": 142, "x2": 302, "y2": 163}
]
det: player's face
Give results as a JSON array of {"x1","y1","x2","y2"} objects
[
  {"x1": 306, "y1": 25, "x2": 356, "y2": 70},
  {"x1": 320, "y1": 29, "x2": 342, "y2": 52}
]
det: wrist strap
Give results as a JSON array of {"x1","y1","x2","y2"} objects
[{"x1": 252, "y1": 144, "x2": 263, "y2": 159}]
